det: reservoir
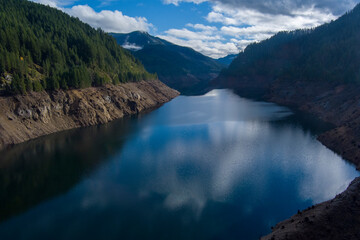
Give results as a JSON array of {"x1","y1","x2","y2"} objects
[{"x1": 0, "y1": 89, "x2": 358, "y2": 240}]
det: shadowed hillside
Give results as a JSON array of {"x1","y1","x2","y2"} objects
[
  {"x1": 215, "y1": 4, "x2": 360, "y2": 96},
  {"x1": 0, "y1": 0, "x2": 156, "y2": 95},
  {"x1": 111, "y1": 31, "x2": 224, "y2": 95}
]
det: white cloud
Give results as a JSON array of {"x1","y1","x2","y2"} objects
[
  {"x1": 122, "y1": 43, "x2": 143, "y2": 51},
  {"x1": 32, "y1": 0, "x2": 359, "y2": 58},
  {"x1": 66, "y1": 5, "x2": 152, "y2": 33},
  {"x1": 209, "y1": 3, "x2": 337, "y2": 41},
  {"x1": 164, "y1": 28, "x2": 223, "y2": 41},
  {"x1": 30, "y1": 0, "x2": 78, "y2": 8},
  {"x1": 157, "y1": 33, "x2": 240, "y2": 59},
  {"x1": 157, "y1": 4, "x2": 338, "y2": 59},
  {"x1": 186, "y1": 23, "x2": 217, "y2": 31},
  {"x1": 163, "y1": 0, "x2": 207, "y2": 6},
  {"x1": 163, "y1": 0, "x2": 359, "y2": 15},
  {"x1": 209, "y1": 3, "x2": 337, "y2": 29},
  {"x1": 158, "y1": 0, "x2": 345, "y2": 58},
  {"x1": 31, "y1": 1, "x2": 153, "y2": 34},
  {"x1": 157, "y1": 22, "x2": 245, "y2": 58}
]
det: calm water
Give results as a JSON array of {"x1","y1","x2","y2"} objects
[{"x1": 0, "y1": 89, "x2": 358, "y2": 240}]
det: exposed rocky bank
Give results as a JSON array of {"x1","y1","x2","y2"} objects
[{"x1": 0, "y1": 80, "x2": 179, "y2": 149}]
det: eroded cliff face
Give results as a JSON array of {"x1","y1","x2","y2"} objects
[{"x1": 0, "y1": 80, "x2": 179, "y2": 149}]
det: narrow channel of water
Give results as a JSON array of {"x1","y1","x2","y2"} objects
[{"x1": 0, "y1": 89, "x2": 358, "y2": 240}]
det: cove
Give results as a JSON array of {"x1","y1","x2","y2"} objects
[{"x1": 0, "y1": 89, "x2": 358, "y2": 240}]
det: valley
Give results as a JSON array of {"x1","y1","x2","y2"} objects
[{"x1": 1, "y1": 0, "x2": 360, "y2": 239}]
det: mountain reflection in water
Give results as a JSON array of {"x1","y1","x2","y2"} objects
[{"x1": 0, "y1": 89, "x2": 358, "y2": 240}]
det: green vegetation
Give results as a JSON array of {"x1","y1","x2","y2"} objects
[
  {"x1": 0, "y1": 0, "x2": 156, "y2": 95},
  {"x1": 221, "y1": 3, "x2": 360, "y2": 84},
  {"x1": 111, "y1": 31, "x2": 224, "y2": 95}
]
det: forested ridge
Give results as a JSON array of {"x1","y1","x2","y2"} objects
[
  {"x1": 0, "y1": 0, "x2": 156, "y2": 95},
  {"x1": 111, "y1": 31, "x2": 224, "y2": 95},
  {"x1": 220, "y1": 3, "x2": 360, "y2": 85}
]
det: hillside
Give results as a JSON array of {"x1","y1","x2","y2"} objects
[
  {"x1": 215, "y1": 4, "x2": 360, "y2": 96},
  {"x1": 216, "y1": 54, "x2": 237, "y2": 66},
  {"x1": 213, "y1": 4, "x2": 360, "y2": 239},
  {"x1": 0, "y1": 0, "x2": 156, "y2": 95},
  {"x1": 214, "y1": 2, "x2": 360, "y2": 178},
  {"x1": 111, "y1": 31, "x2": 224, "y2": 95}
]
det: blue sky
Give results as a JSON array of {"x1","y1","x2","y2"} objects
[
  {"x1": 33, "y1": 0, "x2": 359, "y2": 58},
  {"x1": 65, "y1": 0, "x2": 212, "y2": 32}
]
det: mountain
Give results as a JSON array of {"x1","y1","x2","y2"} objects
[
  {"x1": 214, "y1": 5, "x2": 360, "y2": 239},
  {"x1": 0, "y1": 0, "x2": 156, "y2": 95},
  {"x1": 111, "y1": 31, "x2": 224, "y2": 95},
  {"x1": 215, "y1": 4, "x2": 360, "y2": 96},
  {"x1": 214, "y1": 3, "x2": 360, "y2": 164},
  {"x1": 216, "y1": 54, "x2": 238, "y2": 66}
]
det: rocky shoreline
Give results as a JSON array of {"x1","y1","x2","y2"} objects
[{"x1": 0, "y1": 80, "x2": 179, "y2": 150}]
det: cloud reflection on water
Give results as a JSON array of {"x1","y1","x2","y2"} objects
[
  {"x1": 1, "y1": 89, "x2": 357, "y2": 240},
  {"x1": 82, "y1": 89, "x2": 358, "y2": 219}
]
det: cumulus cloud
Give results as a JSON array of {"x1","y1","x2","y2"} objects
[
  {"x1": 215, "y1": 0, "x2": 358, "y2": 15},
  {"x1": 164, "y1": 0, "x2": 358, "y2": 15},
  {"x1": 211, "y1": 5, "x2": 337, "y2": 40},
  {"x1": 159, "y1": 0, "x2": 359, "y2": 58},
  {"x1": 186, "y1": 23, "x2": 217, "y2": 31},
  {"x1": 157, "y1": 26, "x2": 242, "y2": 58},
  {"x1": 32, "y1": 0, "x2": 359, "y2": 58},
  {"x1": 164, "y1": 28, "x2": 222, "y2": 41},
  {"x1": 31, "y1": 0, "x2": 153, "y2": 33},
  {"x1": 157, "y1": 4, "x2": 337, "y2": 58},
  {"x1": 31, "y1": 0, "x2": 78, "y2": 8},
  {"x1": 163, "y1": 0, "x2": 207, "y2": 6},
  {"x1": 66, "y1": 5, "x2": 152, "y2": 33}
]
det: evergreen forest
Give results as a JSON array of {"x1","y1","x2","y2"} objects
[
  {"x1": 0, "y1": 0, "x2": 156, "y2": 95},
  {"x1": 221, "y1": 3, "x2": 360, "y2": 85}
]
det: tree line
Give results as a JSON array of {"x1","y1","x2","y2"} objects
[
  {"x1": 222, "y1": 3, "x2": 360, "y2": 85},
  {"x1": 0, "y1": 0, "x2": 156, "y2": 95}
]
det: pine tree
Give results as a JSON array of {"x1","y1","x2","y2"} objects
[
  {"x1": 11, "y1": 74, "x2": 26, "y2": 94},
  {"x1": 0, "y1": 56, "x2": 4, "y2": 74},
  {"x1": 0, "y1": 0, "x2": 156, "y2": 95},
  {"x1": 33, "y1": 80, "x2": 43, "y2": 92},
  {"x1": 24, "y1": 76, "x2": 33, "y2": 92}
]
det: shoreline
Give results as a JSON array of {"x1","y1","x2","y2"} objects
[
  {"x1": 261, "y1": 176, "x2": 360, "y2": 240},
  {"x1": 0, "y1": 80, "x2": 179, "y2": 150},
  {"x1": 220, "y1": 80, "x2": 360, "y2": 239}
]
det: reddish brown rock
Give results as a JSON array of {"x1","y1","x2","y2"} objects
[{"x1": 0, "y1": 80, "x2": 179, "y2": 149}]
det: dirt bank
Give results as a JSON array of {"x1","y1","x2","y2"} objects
[{"x1": 0, "y1": 80, "x2": 179, "y2": 149}]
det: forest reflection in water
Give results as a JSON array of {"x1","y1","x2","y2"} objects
[{"x1": 0, "y1": 89, "x2": 358, "y2": 240}]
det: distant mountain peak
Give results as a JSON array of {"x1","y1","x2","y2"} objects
[
  {"x1": 110, "y1": 31, "x2": 224, "y2": 95},
  {"x1": 111, "y1": 31, "x2": 166, "y2": 49},
  {"x1": 121, "y1": 35, "x2": 143, "y2": 51}
]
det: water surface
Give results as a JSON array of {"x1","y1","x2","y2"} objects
[{"x1": 0, "y1": 89, "x2": 358, "y2": 240}]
